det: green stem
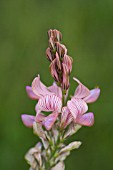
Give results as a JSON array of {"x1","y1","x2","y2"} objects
[
  {"x1": 44, "y1": 131, "x2": 64, "y2": 170},
  {"x1": 62, "y1": 89, "x2": 66, "y2": 106}
]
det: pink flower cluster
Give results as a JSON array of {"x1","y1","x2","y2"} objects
[
  {"x1": 21, "y1": 76, "x2": 100, "y2": 130},
  {"x1": 21, "y1": 29, "x2": 100, "y2": 131}
]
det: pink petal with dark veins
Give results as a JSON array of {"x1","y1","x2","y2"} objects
[
  {"x1": 61, "y1": 107, "x2": 73, "y2": 128},
  {"x1": 35, "y1": 94, "x2": 62, "y2": 114},
  {"x1": 67, "y1": 98, "x2": 88, "y2": 120}
]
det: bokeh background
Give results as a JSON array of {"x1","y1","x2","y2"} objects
[{"x1": 0, "y1": 0, "x2": 113, "y2": 170}]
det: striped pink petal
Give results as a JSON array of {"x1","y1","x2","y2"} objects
[
  {"x1": 26, "y1": 86, "x2": 39, "y2": 100},
  {"x1": 67, "y1": 98, "x2": 88, "y2": 120},
  {"x1": 84, "y1": 88, "x2": 100, "y2": 103},
  {"x1": 21, "y1": 114, "x2": 35, "y2": 128},
  {"x1": 35, "y1": 94, "x2": 62, "y2": 113},
  {"x1": 32, "y1": 75, "x2": 53, "y2": 98},
  {"x1": 76, "y1": 112, "x2": 94, "y2": 126},
  {"x1": 61, "y1": 107, "x2": 73, "y2": 128},
  {"x1": 73, "y1": 77, "x2": 90, "y2": 99},
  {"x1": 42, "y1": 113, "x2": 58, "y2": 130},
  {"x1": 48, "y1": 82, "x2": 62, "y2": 99}
]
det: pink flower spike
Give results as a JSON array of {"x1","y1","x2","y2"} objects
[
  {"x1": 21, "y1": 114, "x2": 35, "y2": 128},
  {"x1": 42, "y1": 113, "x2": 58, "y2": 130},
  {"x1": 26, "y1": 86, "x2": 39, "y2": 100},
  {"x1": 48, "y1": 82, "x2": 62, "y2": 99},
  {"x1": 35, "y1": 94, "x2": 62, "y2": 113},
  {"x1": 73, "y1": 77, "x2": 90, "y2": 99},
  {"x1": 32, "y1": 75, "x2": 53, "y2": 98},
  {"x1": 76, "y1": 112, "x2": 94, "y2": 126},
  {"x1": 84, "y1": 88, "x2": 100, "y2": 103}
]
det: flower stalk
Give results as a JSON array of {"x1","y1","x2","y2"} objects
[{"x1": 21, "y1": 29, "x2": 100, "y2": 170}]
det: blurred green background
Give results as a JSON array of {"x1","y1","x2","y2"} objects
[{"x1": 0, "y1": 0, "x2": 113, "y2": 170}]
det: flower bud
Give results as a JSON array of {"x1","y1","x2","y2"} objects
[
  {"x1": 48, "y1": 29, "x2": 62, "y2": 42},
  {"x1": 25, "y1": 142, "x2": 42, "y2": 169},
  {"x1": 56, "y1": 42, "x2": 67, "y2": 58},
  {"x1": 33, "y1": 122, "x2": 46, "y2": 140},
  {"x1": 46, "y1": 47, "x2": 53, "y2": 61},
  {"x1": 49, "y1": 58, "x2": 59, "y2": 82},
  {"x1": 62, "y1": 55, "x2": 73, "y2": 74},
  {"x1": 62, "y1": 63, "x2": 70, "y2": 90},
  {"x1": 59, "y1": 141, "x2": 81, "y2": 153}
]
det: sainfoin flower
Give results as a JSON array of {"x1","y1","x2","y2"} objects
[
  {"x1": 66, "y1": 77, "x2": 100, "y2": 127},
  {"x1": 21, "y1": 29, "x2": 100, "y2": 170},
  {"x1": 22, "y1": 74, "x2": 62, "y2": 130}
]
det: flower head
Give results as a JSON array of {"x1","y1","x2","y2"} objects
[
  {"x1": 66, "y1": 77, "x2": 100, "y2": 127},
  {"x1": 22, "y1": 75, "x2": 62, "y2": 130}
]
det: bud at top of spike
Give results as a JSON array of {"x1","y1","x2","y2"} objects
[{"x1": 48, "y1": 29, "x2": 62, "y2": 42}]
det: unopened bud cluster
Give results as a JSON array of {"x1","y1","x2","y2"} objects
[{"x1": 46, "y1": 29, "x2": 73, "y2": 91}]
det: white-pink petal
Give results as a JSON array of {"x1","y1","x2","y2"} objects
[
  {"x1": 73, "y1": 77, "x2": 90, "y2": 99},
  {"x1": 26, "y1": 86, "x2": 39, "y2": 100},
  {"x1": 21, "y1": 114, "x2": 35, "y2": 128},
  {"x1": 67, "y1": 98, "x2": 88, "y2": 120},
  {"x1": 84, "y1": 88, "x2": 100, "y2": 103},
  {"x1": 32, "y1": 75, "x2": 53, "y2": 98},
  {"x1": 35, "y1": 94, "x2": 62, "y2": 113},
  {"x1": 48, "y1": 82, "x2": 62, "y2": 99},
  {"x1": 76, "y1": 112, "x2": 94, "y2": 126},
  {"x1": 42, "y1": 113, "x2": 58, "y2": 130}
]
